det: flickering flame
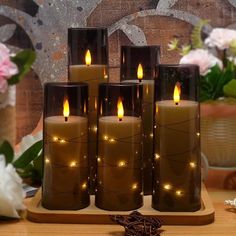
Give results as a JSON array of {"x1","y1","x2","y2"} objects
[
  {"x1": 84, "y1": 101, "x2": 87, "y2": 114},
  {"x1": 85, "y1": 49, "x2": 91, "y2": 66},
  {"x1": 94, "y1": 98, "x2": 97, "y2": 110},
  {"x1": 63, "y1": 97, "x2": 70, "y2": 121},
  {"x1": 117, "y1": 97, "x2": 124, "y2": 121},
  {"x1": 137, "y1": 63, "x2": 143, "y2": 81},
  {"x1": 173, "y1": 83, "x2": 181, "y2": 105},
  {"x1": 103, "y1": 67, "x2": 108, "y2": 79}
]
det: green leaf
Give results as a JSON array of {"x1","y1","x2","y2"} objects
[
  {"x1": 13, "y1": 140, "x2": 42, "y2": 169},
  {"x1": 17, "y1": 163, "x2": 35, "y2": 178},
  {"x1": 191, "y1": 19, "x2": 209, "y2": 49},
  {"x1": 200, "y1": 65, "x2": 222, "y2": 101},
  {"x1": 213, "y1": 63, "x2": 234, "y2": 99},
  {"x1": 8, "y1": 49, "x2": 36, "y2": 85},
  {"x1": 224, "y1": 79, "x2": 236, "y2": 98},
  {"x1": 0, "y1": 140, "x2": 14, "y2": 164}
]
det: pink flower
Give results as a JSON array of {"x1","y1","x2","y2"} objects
[
  {"x1": 180, "y1": 49, "x2": 223, "y2": 75},
  {"x1": 205, "y1": 28, "x2": 236, "y2": 50},
  {"x1": 0, "y1": 43, "x2": 18, "y2": 93}
]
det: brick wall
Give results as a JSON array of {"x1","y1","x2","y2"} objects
[{"x1": 0, "y1": 0, "x2": 235, "y2": 143}]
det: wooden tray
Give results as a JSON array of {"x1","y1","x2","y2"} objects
[{"x1": 27, "y1": 184, "x2": 214, "y2": 225}]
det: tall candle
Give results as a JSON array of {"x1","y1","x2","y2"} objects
[
  {"x1": 69, "y1": 50, "x2": 108, "y2": 192},
  {"x1": 152, "y1": 84, "x2": 201, "y2": 211},
  {"x1": 123, "y1": 63, "x2": 155, "y2": 195}
]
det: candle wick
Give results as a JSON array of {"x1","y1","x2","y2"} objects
[
  {"x1": 119, "y1": 118, "x2": 122, "y2": 122},
  {"x1": 65, "y1": 117, "x2": 68, "y2": 122},
  {"x1": 175, "y1": 102, "x2": 179, "y2": 106},
  {"x1": 138, "y1": 79, "x2": 142, "y2": 83}
]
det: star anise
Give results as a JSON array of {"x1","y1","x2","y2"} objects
[{"x1": 110, "y1": 211, "x2": 162, "y2": 236}]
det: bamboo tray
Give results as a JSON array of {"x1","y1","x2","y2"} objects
[{"x1": 27, "y1": 184, "x2": 214, "y2": 225}]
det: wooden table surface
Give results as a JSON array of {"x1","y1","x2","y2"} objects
[{"x1": 0, "y1": 171, "x2": 236, "y2": 236}]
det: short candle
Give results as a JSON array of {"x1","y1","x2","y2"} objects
[
  {"x1": 95, "y1": 83, "x2": 143, "y2": 211},
  {"x1": 42, "y1": 83, "x2": 89, "y2": 210}
]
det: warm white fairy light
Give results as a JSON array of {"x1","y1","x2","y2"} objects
[
  {"x1": 132, "y1": 183, "x2": 138, "y2": 190},
  {"x1": 118, "y1": 161, "x2": 126, "y2": 167},
  {"x1": 197, "y1": 132, "x2": 200, "y2": 137},
  {"x1": 149, "y1": 133, "x2": 153, "y2": 138},
  {"x1": 163, "y1": 184, "x2": 172, "y2": 190},
  {"x1": 81, "y1": 182, "x2": 87, "y2": 190},
  {"x1": 109, "y1": 138, "x2": 115, "y2": 143},
  {"x1": 97, "y1": 157, "x2": 101, "y2": 163},
  {"x1": 70, "y1": 161, "x2": 77, "y2": 167},
  {"x1": 92, "y1": 126, "x2": 97, "y2": 132},
  {"x1": 59, "y1": 139, "x2": 66, "y2": 144},
  {"x1": 45, "y1": 158, "x2": 50, "y2": 164},
  {"x1": 175, "y1": 190, "x2": 183, "y2": 196},
  {"x1": 190, "y1": 162, "x2": 196, "y2": 168},
  {"x1": 53, "y1": 136, "x2": 59, "y2": 142},
  {"x1": 103, "y1": 135, "x2": 108, "y2": 141},
  {"x1": 155, "y1": 153, "x2": 160, "y2": 160}
]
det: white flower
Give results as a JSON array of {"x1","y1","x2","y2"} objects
[
  {"x1": 180, "y1": 49, "x2": 223, "y2": 75},
  {"x1": 0, "y1": 155, "x2": 25, "y2": 218},
  {"x1": 228, "y1": 56, "x2": 236, "y2": 66},
  {"x1": 16, "y1": 131, "x2": 42, "y2": 159},
  {"x1": 205, "y1": 28, "x2": 236, "y2": 50}
]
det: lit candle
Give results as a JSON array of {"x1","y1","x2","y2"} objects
[
  {"x1": 153, "y1": 82, "x2": 200, "y2": 211},
  {"x1": 123, "y1": 63, "x2": 155, "y2": 195},
  {"x1": 69, "y1": 49, "x2": 108, "y2": 192},
  {"x1": 43, "y1": 96, "x2": 89, "y2": 210},
  {"x1": 96, "y1": 98, "x2": 143, "y2": 211}
]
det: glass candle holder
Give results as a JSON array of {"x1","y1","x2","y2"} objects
[
  {"x1": 153, "y1": 64, "x2": 201, "y2": 212},
  {"x1": 95, "y1": 83, "x2": 143, "y2": 211},
  {"x1": 120, "y1": 45, "x2": 160, "y2": 195},
  {"x1": 42, "y1": 82, "x2": 89, "y2": 210},
  {"x1": 68, "y1": 27, "x2": 108, "y2": 193}
]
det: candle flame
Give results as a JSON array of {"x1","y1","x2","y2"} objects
[
  {"x1": 63, "y1": 97, "x2": 70, "y2": 120},
  {"x1": 94, "y1": 98, "x2": 97, "y2": 110},
  {"x1": 84, "y1": 101, "x2": 87, "y2": 114},
  {"x1": 173, "y1": 83, "x2": 181, "y2": 105},
  {"x1": 103, "y1": 67, "x2": 108, "y2": 79},
  {"x1": 85, "y1": 49, "x2": 91, "y2": 66},
  {"x1": 117, "y1": 97, "x2": 124, "y2": 121},
  {"x1": 137, "y1": 63, "x2": 143, "y2": 81}
]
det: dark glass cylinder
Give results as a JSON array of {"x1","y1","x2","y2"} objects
[
  {"x1": 120, "y1": 45, "x2": 160, "y2": 195},
  {"x1": 96, "y1": 83, "x2": 143, "y2": 211},
  {"x1": 153, "y1": 64, "x2": 201, "y2": 212},
  {"x1": 42, "y1": 82, "x2": 89, "y2": 210},
  {"x1": 68, "y1": 27, "x2": 108, "y2": 193}
]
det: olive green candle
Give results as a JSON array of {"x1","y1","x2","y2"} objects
[
  {"x1": 95, "y1": 83, "x2": 143, "y2": 211},
  {"x1": 152, "y1": 64, "x2": 201, "y2": 212},
  {"x1": 42, "y1": 82, "x2": 89, "y2": 210}
]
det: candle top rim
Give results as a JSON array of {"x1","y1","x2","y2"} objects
[
  {"x1": 69, "y1": 64, "x2": 107, "y2": 67},
  {"x1": 45, "y1": 115, "x2": 87, "y2": 123},
  {"x1": 123, "y1": 79, "x2": 154, "y2": 83},
  {"x1": 99, "y1": 115, "x2": 141, "y2": 121},
  {"x1": 44, "y1": 82, "x2": 88, "y2": 88},
  {"x1": 156, "y1": 100, "x2": 198, "y2": 107}
]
